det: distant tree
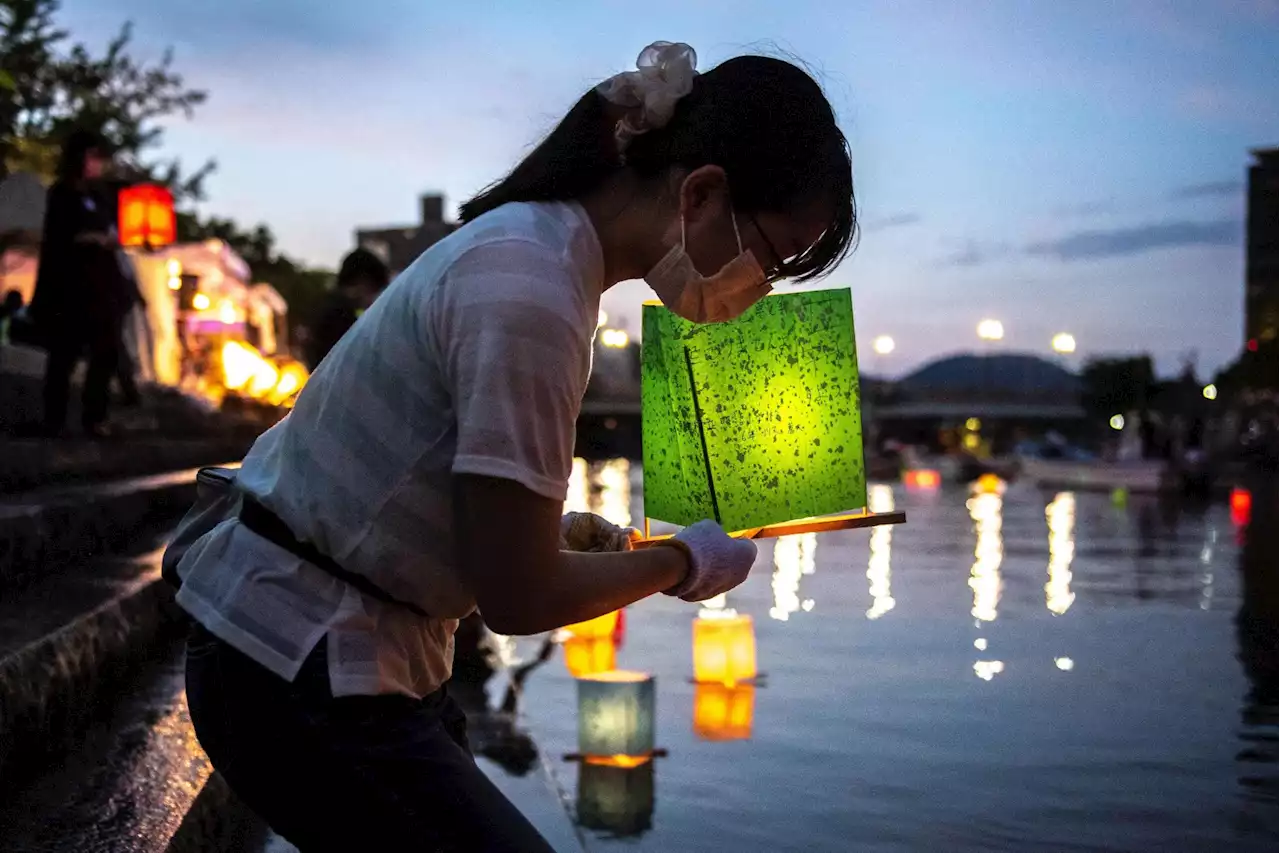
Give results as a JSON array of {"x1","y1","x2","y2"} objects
[
  {"x1": 177, "y1": 212, "x2": 333, "y2": 336},
  {"x1": 0, "y1": 0, "x2": 212, "y2": 198},
  {"x1": 1079, "y1": 355, "x2": 1156, "y2": 422}
]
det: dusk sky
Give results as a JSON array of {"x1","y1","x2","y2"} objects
[{"x1": 63, "y1": 0, "x2": 1277, "y2": 377}]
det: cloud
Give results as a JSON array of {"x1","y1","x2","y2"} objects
[
  {"x1": 939, "y1": 240, "x2": 1008, "y2": 268},
  {"x1": 1053, "y1": 199, "x2": 1115, "y2": 217},
  {"x1": 1027, "y1": 219, "x2": 1240, "y2": 261},
  {"x1": 864, "y1": 212, "x2": 921, "y2": 232},
  {"x1": 1169, "y1": 181, "x2": 1242, "y2": 200}
]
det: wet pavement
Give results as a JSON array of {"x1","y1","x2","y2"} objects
[{"x1": 0, "y1": 644, "x2": 253, "y2": 852}]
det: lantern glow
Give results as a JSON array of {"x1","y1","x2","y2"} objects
[
  {"x1": 641, "y1": 289, "x2": 867, "y2": 533},
  {"x1": 118, "y1": 184, "x2": 176, "y2": 248},
  {"x1": 692, "y1": 682, "x2": 755, "y2": 741},
  {"x1": 1230, "y1": 487, "x2": 1252, "y2": 527},
  {"x1": 577, "y1": 671, "x2": 655, "y2": 761},
  {"x1": 563, "y1": 636, "x2": 617, "y2": 679},
  {"x1": 904, "y1": 469, "x2": 941, "y2": 490},
  {"x1": 562, "y1": 610, "x2": 621, "y2": 641},
  {"x1": 692, "y1": 613, "x2": 757, "y2": 685}
]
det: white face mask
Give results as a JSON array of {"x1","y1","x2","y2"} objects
[{"x1": 644, "y1": 208, "x2": 771, "y2": 323}]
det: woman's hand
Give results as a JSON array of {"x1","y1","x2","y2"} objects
[
  {"x1": 559, "y1": 512, "x2": 638, "y2": 553},
  {"x1": 658, "y1": 520, "x2": 758, "y2": 602},
  {"x1": 454, "y1": 475, "x2": 686, "y2": 635}
]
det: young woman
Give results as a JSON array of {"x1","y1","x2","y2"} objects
[{"x1": 179, "y1": 42, "x2": 856, "y2": 851}]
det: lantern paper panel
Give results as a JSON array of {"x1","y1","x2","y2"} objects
[
  {"x1": 577, "y1": 671, "x2": 655, "y2": 759},
  {"x1": 641, "y1": 289, "x2": 866, "y2": 532},
  {"x1": 692, "y1": 614, "x2": 757, "y2": 685},
  {"x1": 562, "y1": 610, "x2": 620, "y2": 641},
  {"x1": 693, "y1": 682, "x2": 756, "y2": 741},
  {"x1": 576, "y1": 759, "x2": 655, "y2": 838},
  {"x1": 564, "y1": 636, "x2": 617, "y2": 679},
  {"x1": 118, "y1": 184, "x2": 176, "y2": 248}
]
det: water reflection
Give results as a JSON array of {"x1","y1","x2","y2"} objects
[
  {"x1": 1234, "y1": 469, "x2": 1277, "y2": 803},
  {"x1": 566, "y1": 457, "x2": 633, "y2": 528},
  {"x1": 1045, "y1": 492, "x2": 1076, "y2": 616},
  {"x1": 770, "y1": 533, "x2": 817, "y2": 622},
  {"x1": 866, "y1": 484, "x2": 896, "y2": 620},
  {"x1": 967, "y1": 492, "x2": 1004, "y2": 623},
  {"x1": 575, "y1": 759, "x2": 655, "y2": 838},
  {"x1": 973, "y1": 660, "x2": 1005, "y2": 681},
  {"x1": 693, "y1": 682, "x2": 756, "y2": 741}
]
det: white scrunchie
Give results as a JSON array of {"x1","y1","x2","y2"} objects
[{"x1": 596, "y1": 41, "x2": 698, "y2": 155}]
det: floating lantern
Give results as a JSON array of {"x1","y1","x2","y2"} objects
[
  {"x1": 1230, "y1": 487, "x2": 1252, "y2": 527},
  {"x1": 692, "y1": 682, "x2": 755, "y2": 741},
  {"x1": 692, "y1": 613, "x2": 757, "y2": 685},
  {"x1": 562, "y1": 610, "x2": 621, "y2": 641},
  {"x1": 972, "y1": 473, "x2": 1005, "y2": 495},
  {"x1": 638, "y1": 289, "x2": 903, "y2": 544},
  {"x1": 903, "y1": 468, "x2": 941, "y2": 490},
  {"x1": 577, "y1": 671, "x2": 655, "y2": 761},
  {"x1": 117, "y1": 183, "x2": 175, "y2": 248},
  {"x1": 575, "y1": 757, "x2": 655, "y2": 838},
  {"x1": 564, "y1": 636, "x2": 617, "y2": 679}
]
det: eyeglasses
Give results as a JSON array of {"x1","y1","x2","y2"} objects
[{"x1": 748, "y1": 213, "x2": 786, "y2": 280}]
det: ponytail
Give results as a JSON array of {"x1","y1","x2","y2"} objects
[{"x1": 458, "y1": 91, "x2": 621, "y2": 223}]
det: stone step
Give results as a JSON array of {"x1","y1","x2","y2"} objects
[
  {"x1": 0, "y1": 468, "x2": 212, "y2": 592},
  {"x1": 0, "y1": 541, "x2": 184, "y2": 786},
  {"x1": 0, "y1": 644, "x2": 267, "y2": 853},
  {"x1": 0, "y1": 430, "x2": 256, "y2": 495}
]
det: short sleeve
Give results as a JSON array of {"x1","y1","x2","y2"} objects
[{"x1": 439, "y1": 239, "x2": 590, "y2": 501}]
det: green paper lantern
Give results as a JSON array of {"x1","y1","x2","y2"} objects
[{"x1": 641, "y1": 288, "x2": 867, "y2": 532}]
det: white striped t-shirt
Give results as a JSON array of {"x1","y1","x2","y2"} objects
[{"x1": 175, "y1": 201, "x2": 602, "y2": 697}]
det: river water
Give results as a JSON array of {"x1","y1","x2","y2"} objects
[{"x1": 504, "y1": 459, "x2": 1277, "y2": 852}]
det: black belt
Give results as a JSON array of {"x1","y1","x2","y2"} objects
[{"x1": 238, "y1": 497, "x2": 429, "y2": 619}]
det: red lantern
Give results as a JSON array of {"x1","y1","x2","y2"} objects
[
  {"x1": 1230, "y1": 487, "x2": 1252, "y2": 528},
  {"x1": 118, "y1": 184, "x2": 175, "y2": 248}
]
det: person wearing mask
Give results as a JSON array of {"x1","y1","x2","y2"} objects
[
  {"x1": 177, "y1": 42, "x2": 856, "y2": 850},
  {"x1": 29, "y1": 130, "x2": 130, "y2": 438},
  {"x1": 304, "y1": 247, "x2": 390, "y2": 370}
]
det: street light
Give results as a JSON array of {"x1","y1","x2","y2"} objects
[
  {"x1": 977, "y1": 319, "x2": 1004, "y2": 342},
  {"x1": 600, "y1": 328, "x2": 630, "y2": 348},
  {"x1": 1202, "y1": 384, "x2": 1218, "y2": 401},
  {"x1": 1051, "y1": 333, "x2": 1076, "y2": 354},
  {"x1": 872, "y1": 335, "x2": 895, "y2": 355}
]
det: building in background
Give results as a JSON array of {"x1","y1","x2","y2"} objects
[
  {"x1": 1245, "y1": 148, "x2": 1277, "y2": 349},
  {"x1": 354, "y1": 193, "x2": 457, "y2": 277}
]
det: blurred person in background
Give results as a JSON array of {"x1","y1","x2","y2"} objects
[
  {"x1": 28, "y1": 130, "x2": 133, "y2": 438},
  {"x1": 304, "y1": 247, "x2": 390, "y2": 370}
]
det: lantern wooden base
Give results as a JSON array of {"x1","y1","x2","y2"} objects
[{"x1": 633, "y1": 509, "x2": 906, "y2": 547}]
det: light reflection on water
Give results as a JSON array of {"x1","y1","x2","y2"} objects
[
  {"x1": 865, "y1": 484, "x2": 896, "y2": 620},
  {"x1": 533, "y1": 459, "x2": 1276, "y2": 851},
  {"x1": 769, "y1": 533, "x2": 816, "y2": 622}
]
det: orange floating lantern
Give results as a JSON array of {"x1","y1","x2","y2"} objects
[
  {"x1": 1230, "y1": 487, "x2": 1252, "y2": 527},
  {"x1": 692, "y1": 682, "x2": 755, "y2": 741},
  {"x1": 117, "y1": 183, "x2": 176, "y2": 248},
  {"x1": 692, "y1": 613, "x2": 757, "y2": 685},
  {"x1": 903, "y1": 469, "x2": 941, "y2": 490},
  {"x1": 563, "y1": 635, "x2": 617, "y2": 678},
  {"x1": 562, "y1": 610, "x2": 621, "y2": 641}
]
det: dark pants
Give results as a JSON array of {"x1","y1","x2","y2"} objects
[
  {"x1": 41, "y1": 320, "x2": 121, "y2": 431},
  {"x1": 184, "y1": 624, "x2": 556, "y2": 853}
]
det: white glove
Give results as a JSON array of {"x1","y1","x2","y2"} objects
[
  {"x1": 660, "y1": 520, "x2": 757, "y2": 602},
  {"x1": 560, "y1": 512, "x2": 638, "y2": 553}
]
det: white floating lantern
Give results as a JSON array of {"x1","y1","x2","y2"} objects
[{"x1": 577, "y1": 671, "x2": 656, "y2": 760}]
